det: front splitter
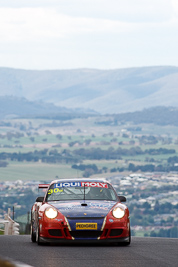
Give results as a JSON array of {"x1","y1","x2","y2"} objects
[{"x1": 39, "y1": 236, "x2": 130, "y2": 244}]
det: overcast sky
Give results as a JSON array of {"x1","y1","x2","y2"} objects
[{"x1": 0, "y1": 0, "x2": 178, "y2": 70}]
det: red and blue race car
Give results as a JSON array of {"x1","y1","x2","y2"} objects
[{"x1": 31, "y1": 178, "x2": 131, "y2": 245}]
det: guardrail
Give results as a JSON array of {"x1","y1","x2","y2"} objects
[{"x1": 0, "y1": 208, "x2": 19, "y2": 235}]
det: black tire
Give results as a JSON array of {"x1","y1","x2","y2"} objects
[
  {"x1": 31, "y1": 222, "x2": 36, "y2": 243},
  {"x1": 36, "y1": 223, "x2": 42, "y2": 245},
  {"x1": 36, "y1": 223, "x2": 49, "y2": 245}
]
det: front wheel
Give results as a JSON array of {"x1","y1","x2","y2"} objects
[
  {"x1": 36, "y1": 223, "x2": 42, "y2": 245},
  {"x1": 36, "y1": 223, "x2": 49, "y2": 245},
  {"x1": 31, "y1": 222, "x2": 36, "y2": 242}
]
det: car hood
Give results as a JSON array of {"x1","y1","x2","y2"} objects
[{"x1": 48, "y1": 200, "x2": 117, "y2": 218}]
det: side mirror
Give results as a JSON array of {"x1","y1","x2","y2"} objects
[
  {"x1": 36, "y1": 196, "x2": 44, "y2": 202},
  {"x1": 118, "y1": 195, "x2": 126, "y2": 202}
]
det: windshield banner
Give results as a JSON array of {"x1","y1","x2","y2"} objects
[{"x1": 54, "y1": 182, "x2": 108, "y2": 188}]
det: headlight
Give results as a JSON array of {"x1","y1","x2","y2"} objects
[
  {"x1": 45, "y1": 207, "x2": 58, "y2": 219},
  {"x1": 112, "y1": 207, "x2": 125, "y2": 219}
]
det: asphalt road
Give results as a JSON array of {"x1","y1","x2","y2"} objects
[{"x1": 0, "y1": 236, "x2": 177, "y2": 267}]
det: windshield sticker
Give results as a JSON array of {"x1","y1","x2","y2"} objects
[
  {"x1": 54, "y1": 182, "x2": 81, "y2": 188},
  {"x1": 48, "y1": 188, "x2": 63, "y2": 194},
  {"x1": 54, "y1": 182, "x2": 108, "y2": 188},
  {"x1": 81, "y1": 182, "x2": 108, "y2": 188}
]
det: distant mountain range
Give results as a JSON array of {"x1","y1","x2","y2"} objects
[
  {"x1": 0, "y1": 66, "x2": 178, "y2": 114},
  {"x1": 0, "y1": 96, "x2": 98, "y2": 120},
  {"x1": 1, "y1": 96, "x2": 178, "y2": 126}
]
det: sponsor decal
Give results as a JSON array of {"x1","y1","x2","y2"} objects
[
  {"x1": 76, "y1": 223, "x2": 97, "y2": 230},
  {"x1": 48, "y1": 188, "x2": 63, "y2": 194},
  {"x1": 81, "y1": 182, "x2": 108, "y2": 188},
  {"x1": 55, "y1": 182, "x2": 81, "y2": 188},
  {"x1": 54, "y1": 182, "x2": 108, "y2": 188}
]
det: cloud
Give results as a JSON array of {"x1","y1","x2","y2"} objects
[
  {"x1": 171, "y1": 0, "x2": 178, "y2": 16},
  {"x1": 0, "y1": 7, "x2": 139, "y2": 43},
  {"x1": 0, "y1": 8, "x2": 68, "y2": 42},
  {"x1": 0, "y1": 0, "x2": 177, "y2": 44},
  {"x1": 0, "y1": 0, "x2": 174, "y2": 22},
  {"x1": 0, "y1": 0, "x2": 177, "y2": 70}
]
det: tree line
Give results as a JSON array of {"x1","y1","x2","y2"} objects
[
  {"x1": 0, "y1": 147, "x2": 175, "y2": 163},
  {"x1": 72, "y1": 147, "x2": 175, "y2": 159},
  {"x1": 0, "y1": 147, "x2": 177, "y2": 174}
]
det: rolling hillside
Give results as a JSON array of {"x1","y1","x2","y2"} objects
[
  {"x1": 0, "y1": 96, "x2": 98, "y2": 120},
  {"x1": 0, "y1": 66, "x2": 178, "y2": 114}
]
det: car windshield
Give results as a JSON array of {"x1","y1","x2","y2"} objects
[{"x1": 46, "y1": 181, "x2": 117, "y2": 201}]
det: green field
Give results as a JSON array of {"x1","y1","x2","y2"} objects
[
  {"x1": 0, "y1": 161, "x2": 84, "y2": 181},
  {"x1": 0, "y1": 159, "x2": 129, "y2": 182},
  {"x1": 1, "y1": 117, "x2": 178, "y2": 181}
]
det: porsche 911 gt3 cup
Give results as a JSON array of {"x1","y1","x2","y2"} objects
[{"x1": 31, "y1": 178, "x2": 131, "y2": 245}]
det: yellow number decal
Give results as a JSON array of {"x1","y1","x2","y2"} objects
[
  {"x1": 48, "y1": 188, "x2": 63, "y2": 194},
  {"x1": 48, "y1": 189, "x2": 53, "y2": 194},
  {"x1": 54, "y1": 188, "x2": 59, "y2": 193}
]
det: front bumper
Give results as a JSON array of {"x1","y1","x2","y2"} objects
[{"x1": 38, "y1": 213, "x2": 130, "y2": 243}]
